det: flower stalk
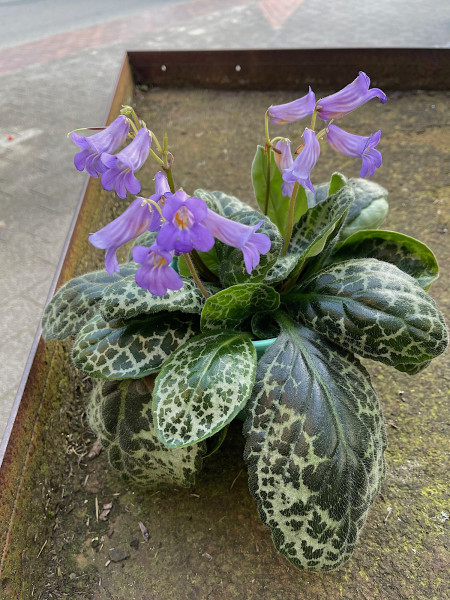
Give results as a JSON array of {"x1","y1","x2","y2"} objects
[{"x1": 183, "y1": 252, "x2": 210, "y2": 298}]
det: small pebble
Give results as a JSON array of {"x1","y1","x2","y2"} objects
[{"x1": 109, "y1": 547, "x2": 129, "y2": 562}]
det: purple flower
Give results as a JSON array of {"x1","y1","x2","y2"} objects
[
  {"x1": 268, "y1": 87, "x2": 316, "y2": 124},
  {"x1": 282, "y1": 128, "x2": 320, "y2": 194},
  {"x1": 202, "y1": 209, "x2": 271, "y2": 274},
  {"x1": 89, "y1": 197, "x2": 154, "y2": 274},
  {"x1": 133, "y1": 244, "x2": 182, "y2": 296},
  {"x1": 326, "y1": 124, "x2": 382, "y2": 178},
  {"x1": 316, "y1": 72, "x2": 387, "y2": 121},
  {"x1": 71, "y1": 115, "x2": 130, "y2": 178},
  {"x1": 144, "y1": 171, "x2": 171, "y2": 232},
  {"x1": 273, "y1": 139, "x2": 295, "y2": 198},
  {"x1": 100, "y1": 128, "x2": 152, "y2": 199},
  {"x1": 156, "y1": 191, "x2": 215, "y2": 254}
]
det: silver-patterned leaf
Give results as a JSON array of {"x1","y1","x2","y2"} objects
[
  {"x1": 87, "y1": 377, "x2": 206, "y2": 489},
  {"x1": 284, "y1": 258, "x2": 448, "y2": 370},
  {"x1": 330, "y1": 229, "x2": 439, "y2": 290},
  {"x1": 100, "y1": 274, "x2": 207, "y2": 321},
  {"x1": 42, "y1": 264, "x2": 137, "y2": 341},
  {"x1": 244, "y1": 316, "x2": 386, "y2": 571},
  {"x1": 153, "y1": 331, "x2": 257, "y2": 448},
  {"x1": 72, "y1": 312, "x2": 200, "y2": 379},
  {"x1": 194, "y1": 188, "x2": 251, "y2": 217},
  {"x1": 264, "y1": 186, "x2": 354, "y2": 286},
  {"x1": 200, "y1": 283, "x2": 280, "y2": 332}
]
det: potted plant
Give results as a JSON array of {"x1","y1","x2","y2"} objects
[{"x1": 42, "y1": 72, "x2": 448, "y2": 572}]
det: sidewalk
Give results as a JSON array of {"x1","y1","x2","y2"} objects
[{"x1": 1, "y1": 0, "x2": 449, "y2": 442}]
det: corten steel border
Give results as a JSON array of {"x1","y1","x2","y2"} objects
[{"x1": 0, "y1": 48, "x2": 448, "y2": 575}]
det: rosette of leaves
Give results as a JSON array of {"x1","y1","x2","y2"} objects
[{"x1": 42, "y1": 176, "x2": 448, "y2": 571}]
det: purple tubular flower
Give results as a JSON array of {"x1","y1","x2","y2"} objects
[
  {"x1": 202, "y1": 209, "x2": 271, "y2": 274},
  {"x1": 274, "y1": 139, "x2": 294, "y2": 198},
  {"x1": 157, "y1": 191, "x2": 215, "y2": 254},
  {"x1": 71, "y1": 115, "x2": 130, "y2": 178},
  {"x1": 268, "y1": 87, "x2": 316, "y2": 124},
  {"x1": 282, "y1": 128, "x2": 320, "y2": 194},
  {"x1": 316, "y1": 71, "x2": 387, "y2": 121},
  {"x1": 100, "y1": 127, "x2": 152, "y2": 199},
  {"x1": 145, "y1": 172, "x2": 171, "y2": 232},
  {"x1": 89, "y1": 197, "x2": 154, "y2": 274},
  {"x1": 133, "y1": 244, "x2": 182, "y2": 296},
  {"x1": 326, "y1": 124, "x2": 382, "y2": 178}
]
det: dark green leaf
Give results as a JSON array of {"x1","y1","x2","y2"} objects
[
  {"x1": 87, "y1": 378, "x2": 206, "y2": 489},
  {"x1": 153, "y1": 331, "x2": 257, "y2": 448},
  {"x1": 331, "y1": 229, "x2": 439, "y2": 289},
  {"x1": 72, "y1": 312, "x2": 200, "y2": 379},
  {"x1": 244, "y1": 315, "x2": 386, "y2": 571},
  {"x1": 265, "y1": 185, "x2": 354, "y2": 285},
  {"x1": 42, "y1": 264, "x2": 137, "y2": 341},
  {"x1": 201, "y1": 283, "x2": 280, "y2": 332},
  {"x1": 283, "y1": 258, "x2": 448, "y2": 369}
]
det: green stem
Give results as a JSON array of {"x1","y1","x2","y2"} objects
[
  {"x1": 264, "y1": 146, "x2": 271, "y2": 216},
  {"x1": 183, "y1": 253, "x2": 210, "y2": 298},
  {"x1": 191, "y1": 249, "x2": 220, "y2": 283},
  {"x1": 281, "y1": 182, "x2": 300, "y2": 256},
  {"x1": 164, "y1": 167, "x2": 175, "y2": 193}
]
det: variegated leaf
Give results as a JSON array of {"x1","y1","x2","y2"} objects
[
  {"x1": 72, "y1": 312, "x2": 200, "y2": 379},
  {"x1": 200, "y1": 283, "x2": 280, "y2": 332},
  {"x1": 331, "y1": 229, "x2": 439, "y2": 289},
  {"x1": 283, "y1": 258, "x2": 448, "y2": 370},
  {"x1": 244, "y1": 316, "x2": 386, "y2": 571},
  {"x1": 216, "y1": 210, "x2": 283, "y2": 287},
  {"x1": 100, "y1": 274, "x2": 207, "y2": 321},
  {"x1": 264, "y1": 185, "x2": 354, "y2": 285},
  {"x1": 42, "y1": 263, "x2": 137, "y2": 341},
  {"x1": 87, "y1": 378, "x2": 206, "y2": 489},
  {"x1": 194, "y1": 188, "x2": 251, "y2": 217},
  {"x1": 153, "y1": 331, "x2": 257, "y2": 448}
]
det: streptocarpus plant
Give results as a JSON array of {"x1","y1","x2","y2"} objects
[{"x1": 42, "y1": 72, "x2": 448, "y2": 571}]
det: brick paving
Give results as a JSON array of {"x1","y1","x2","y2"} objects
[{"x1": 0, "y1": 0, "x2": 449, "y2": 443}]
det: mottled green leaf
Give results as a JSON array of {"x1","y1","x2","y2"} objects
[
  {"x1": 177, "y1": 246, "x2": 220, "y2": 278},
  {"x1": 264, "y1": 185, "x2": 354, "y2": 285},
  {"x1": 42, "y1": 263, "x2": 137, "y2": 341},
  {"x1": 284, "y1": 258, "x2": 448, "y2": 370},
  {"x1": 201, "y1": 283, "x2": 280, "y2": 332},
  {"x1": 87, "y1": 377, "x2": 206, "y2": 489},
  {"x1": 216, "y1": 210, "x2": 283, "y2": 287},
  {"x1": 100, "y1": 274, "x2": 207, "y2": 321},
  {"x1": 331, "y1": 229, "x2": 439, "y2": 289},
  {"x1": 251, "y1": 145, "x2": 307, "y2": 235},
  {"x1": 194, "y1": 188, "x2": 251, "y2": 217},
  {"x1": 244, "y1": 316, "x2": 386, "y2": 571},
  {"x1": 153, "y1": 331, "x2": 257, "y2": 448},
  {"x1": 72, "y1": 312, "x2": 200, "y2": 379}
]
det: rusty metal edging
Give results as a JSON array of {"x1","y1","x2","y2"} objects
[
  {"x1": 0, "y1": 53, "x2": 134, "y2": 577},
  {"x1": 127, "y1": 48, "x2": 449, "y2": 91}
]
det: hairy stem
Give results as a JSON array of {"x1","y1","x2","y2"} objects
[{"x1": 183, "y1": 253, "x2": 210, "y2": 298}]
